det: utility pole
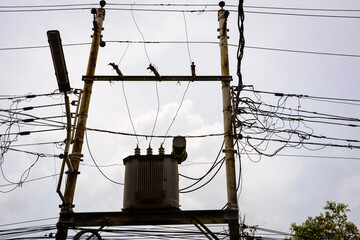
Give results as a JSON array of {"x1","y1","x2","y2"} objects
[
  {"x1": 218, "y1": 2, "x2": 240, "y2": 240},
  {"x1": 54, "y1": 2, "x2": 241, "y2": 239},
  {"x1": 56, "y1": 3, "x2": 106, "y2": 240}
]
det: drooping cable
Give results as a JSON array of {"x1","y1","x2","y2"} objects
[
  {"x1": 120, "y1": 80, "x2": 139, "y2": 145},
  {"x1": 179, "y1": 140, "x2": 225, "y2": 193},
  {"x1": 130, "y1": 4, "x2": 161, "y2": 147},
  {"x1": 149, "y1": 81, "x2": 160, "y2": 146},
  {"x1": 85, "y1": 131, "x2": 124, "y2": 185},
  {"x1": 161, "y1": 81, "x2": 191, "y2": 145},
  {"x1": 130, "y1": 4, "x2": 151, "y2": 64},
  {"x1": 182, "y1": 11, "x2": 192, "y2": 64}
]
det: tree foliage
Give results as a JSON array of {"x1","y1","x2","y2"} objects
[{"x1": 290, "y1": 201, "x2": 359, "y2": 240}]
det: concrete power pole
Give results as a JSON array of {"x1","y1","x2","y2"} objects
[
  {"x1": 218, "y1": 2, "x2": 240, "y2": 240},
  {"x1": 56, "y1": 4, "x2": 106, "y2": 240}
]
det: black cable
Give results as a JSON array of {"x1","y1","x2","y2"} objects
[
  {"x1": 2, "y1": 40, "x2": 360, "y2": 59},
  {"x1": 2, "y1": 3, "x2": 360, "y2": 12},
  {"x1": 120, "y1": 80, "x2": 139, "y2": 145},
  {"x1": 0, "y1": 174, "x2": 59, "y2": 188},
  {"x1": 85, "y1": 131, "x2": 124, "y2": 185},
  {"x1": 4, "y1": 147, "x2": 58, "y2": 157},
  {"x1": 149, "y1": 80, "x2": 160, "y2": 146},
  {"x1": 86, "y1": 126, "x2": 224, "y2": 139},
  {"x1": 4, "y1": 141, "x2": 64, "y2": 148},
  {"x1": 179, "y1": 141, "x2": 225, "y2": 193},
  {"x1": 162, "y1": 81, "x2": 191, "y2": 144},
  {"x1": 0, "y1": 218, "x2": 57, "y2": 227},
  {"x1": 4, "y1": 6, "x2": 360, "y2": 19},
  {"x1": 243, "y1": 10, "x2": 360, "y2": 19},
  {"x1": 0, "y1": 91, "x2": 62, "y2": 100},
  {"x1": 3, "y1": 127, "x2": 65, "y2": 136},
  {"x1": 180, "y1": 157, "x2": 225, "y2": 193},
  {"x1": 0, "y1": 154, "x2": 41, "y2": 193},
  {"x1": 246, "y1": 136, "x2": 360, "y2": 150},
  {"x1": 242, "y1": 88, "x2": 360, "y2": 103},
  {"x1": 242, "y1": 152, "x2": 360, "y2": 161}
]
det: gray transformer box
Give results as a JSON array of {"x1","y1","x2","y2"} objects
[{"x1": 123, "y1": 154, "x2": 180, "y2": 210}]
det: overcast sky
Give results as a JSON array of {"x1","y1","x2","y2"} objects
[{"x1": 1, "y1": 0, "x2": 360, "y2": 238}]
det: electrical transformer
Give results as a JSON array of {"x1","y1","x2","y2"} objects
[{"x1": 123, "y1": 137, "x2": 187, "y2": 210}]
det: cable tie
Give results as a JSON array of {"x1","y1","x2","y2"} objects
[
  {"x1": 25, "y1": 94, "x2": 36, "y2": 99},
  {"x1": 23, "y1": 106, "x2": 34, "y2": 111},
  {"x1": 19, "y1": 131, "x2": 30, "y2": 136}
]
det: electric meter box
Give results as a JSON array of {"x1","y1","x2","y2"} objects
[{"x1": 123, "y1": 154, "x2": 180, "y2": 210}]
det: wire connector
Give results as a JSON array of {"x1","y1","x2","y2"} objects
[
  {"x1": 147, "y1": 64, "x2": 161, "y2": 80},
  {"x1": 109, "y1": 62, "x2": 123, "y2": 78},
  {"x1": 191, "y1": 62, "x2": 196, "y2": 80}
]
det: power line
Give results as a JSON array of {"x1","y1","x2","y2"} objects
[
  {"x1": 0, "y1": 91, "x2": 62, "y2": 100},
  {"x1": 162, "y1": 81, "x2": 191, "y2": 144},
  {"x1": 2, "y1": 5, "x2": 360, "y2": 19},
  {"x1": 4, "y1": 147, "x2": 58, "y2": 157},
  {"x1": 242, "y1": 87, "x2": 360, "y2": 104},
  {"x1": 2, "y1": 3, "x2": 360, "y2": 12},
  {"x1": 0, "y1": 217, "x2": 57, "y2": 227},
  {"x1": 85, "y1": 131, "x2": 124, "y2": 185},
  {"x1": 244, "y1": 5, "x2": 360, "y2": 12},
  {"x1": 5, "y1": 141, "x2": 64, "y2": 148},
  {"x1": 86, "y1": 126, "x2": 224, "y2": 139},
  {"x1": 2, "y1": 41, "x2": 360, "y2": 59},
  {"x1": 246, "y1": 136, "x2": 360, "y2": 150},
  {"x1": 244, "y1": 45, "x2": 360, "y2": 58},
  {"x1": 243, "y1": 10, "x2": 360, "y2": 19}
]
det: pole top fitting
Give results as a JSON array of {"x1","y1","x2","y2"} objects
[
  {"x1": 219, "y1": 1, "x2": 225, "y2": 9},
  {"x1": 100, "y1": 1, "x2": 106, "y2": 8}
]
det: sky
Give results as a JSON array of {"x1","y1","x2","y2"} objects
[{"x1": 1, "y1": 0, "x2": 360, "y2": 239}]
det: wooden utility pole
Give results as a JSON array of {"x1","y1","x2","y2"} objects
[
  {"x1": 218, "y1": 2, "x2": 240, "y2": 240},
  {"x1": 56, "y1": 5, "x2": 106, "y2": 240}
]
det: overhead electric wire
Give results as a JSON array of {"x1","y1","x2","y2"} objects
[
  {"x1": 0, "y1": 217, "x2": 57, "y2": 228},
  {"x1": 242, "y1": 88, "x2": 360, "y2": 103},
  {"x1": 2, "y1": 3, "x2": 360, "y2": 12},
  {"x1": 246, "y1": 136, "x2": 360, "y2": 150},
  {"x1": 2, "y1": 40, "x2": 360, "y2": 59},
  {"x1": 131, "y1": 4, "x2": 152, "y2": 64},
  {"x1": 241, "y1": 109, "x2": 360, "y2": 128},
  {"x1": 0, "y1": 174, "x2": 60, "y2": 188},
  {"x1": 86, "y1": 126, "x2": 224, "y2": 139},
  {"x1": 243, "y1": 5, "x2": 360, "y2": 12},
  {"x1": 120, "y1": 80, "x2": 139, "y2": 145},
  {"x1": 4, "y1": 147, "x2": 58, "y2": 157},
  {"x1": 149, "y1": 80, "x2": 160, "y2": 146},
  {"x1": 3, "y1": 141, "x2": 64, "y2": 148},
  {"x1": 162, "y1": 81, "x2": 191, "y2": 144},
  {"x1": 85, "y1": 131, "x2": 124, "y2": 185},
  {"x1": 3, "y1": 127, "x2": 65, "y2": 137},
  {"x1": 3, "y1": 5, "x2": 360, "y2": 19},
  {"x1": 179, "y1": 141, "x2": 225, "y2": 193},
  {"x1": 3, "y1": 103, "x2": 65, "y2": 112},
  {"x1": 241, "y1": 98, "x2": 360, "y2": 122},
  {"x1": 243, "y1": 10, "x2": 360, "y2": 19},
  {"x1": 0, "y1": 91, "x2": 62, "y2": 100},
  {"x1": 240, "y1": 106, "x2": 360, "y2": 123},
  {"x1": 0, "y1": 154, "x2": 41, "y2": 193}
]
